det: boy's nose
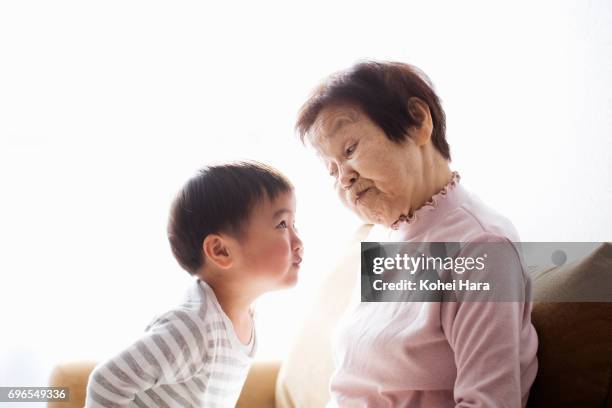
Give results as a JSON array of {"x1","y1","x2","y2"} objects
[{"x1": 292, "y1": 235, "x2": 303, "y2": 255}]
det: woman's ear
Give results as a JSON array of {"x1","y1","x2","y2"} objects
[
  {"x1": 202, "y1": 234, "x2": 235, "y2": 270},
  {"x1": 407, "y1": 97, "x2": 433, "y2": 146}
]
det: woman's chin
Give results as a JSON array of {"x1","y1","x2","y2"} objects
[{"x1": 355, "y1": 207, "x2": 393, "y2": 227}]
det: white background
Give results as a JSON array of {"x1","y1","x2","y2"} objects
[{"x1": 1, "y1": 0, "x2": 611, "y2": 396}]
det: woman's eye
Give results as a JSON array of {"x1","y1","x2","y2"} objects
[
  {"x1": 345, "y1": 143, "x2": 357, "y2": 157},
  {"x1": 277, "y1": 220, "x2": 288, "y2": 229},
  {"x1": 293, "y1": 223, "x2": 298, "y2": 232}
]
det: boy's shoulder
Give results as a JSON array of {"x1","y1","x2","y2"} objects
[{"x1": 144, "y1": 279, "x2": 223, "y2": 334}]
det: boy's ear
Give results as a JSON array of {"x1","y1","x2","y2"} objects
[{"x1": 202, "y1": 234, "x2": 234, "y2": 269}]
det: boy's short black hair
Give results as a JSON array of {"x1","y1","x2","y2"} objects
[{"x1": 167, "y1": 161, "x2": 293, "y2": 275}]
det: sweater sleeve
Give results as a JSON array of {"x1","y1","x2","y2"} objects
[
  {"x1": 85, "y1": 309, "x2": 208, "y2": 408},
  {"x1": 440, "y1": 233, "x2": 533, "y2": 408}
]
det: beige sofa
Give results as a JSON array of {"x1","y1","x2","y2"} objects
[{"x1": 49, "y1": 227, "x2": 612, "y2": 407}]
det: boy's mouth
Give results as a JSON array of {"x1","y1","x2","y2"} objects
[{"x1": 292, "y1": 257, "x2": 302, "y2": 267}]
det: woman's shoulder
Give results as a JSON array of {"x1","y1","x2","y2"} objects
[
  {"x1": 453, "y1": 190, "x2": 521, "y2": 243},
  {"x1": 371, "y1": 184, "x2": 521, "y2": 243}
]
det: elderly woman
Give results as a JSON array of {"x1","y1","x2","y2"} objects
[{"x1": 296, "y1": 61, "x2": 538, "y2": 407}]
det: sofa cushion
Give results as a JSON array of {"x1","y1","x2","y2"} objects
[
  {"x1": 527, "y1": 242, "x2": 612, "y2": 408},
  {"x1": 48, "y1": 361, "x2": 97, "y2": 408}
]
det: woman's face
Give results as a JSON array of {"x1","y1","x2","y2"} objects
[{"x1": 307, "y1": 105, "x2": 428, "y2": 227}]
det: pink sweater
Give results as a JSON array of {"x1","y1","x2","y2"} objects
[{"x1": 328, "y1": 174, "x2": 538, "y2": 408}]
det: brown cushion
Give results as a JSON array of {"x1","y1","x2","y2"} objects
[
  {"x1": 528, "y1": 243, "x2": 612, "y2": 408},
  {"x1": 236, "y1": 361, "x2": 281, "y2": 408},
  {"x1": 48, "y1": 361, "x2": 97, "y2": 408}
]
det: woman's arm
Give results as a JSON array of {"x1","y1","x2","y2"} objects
[{"x1": 441, "y1": 233, "x2": 538, "y2": 408}]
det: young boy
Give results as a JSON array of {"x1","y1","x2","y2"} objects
[{"x1": 86, "y1": 161, "x2": 303, "y2": 407}]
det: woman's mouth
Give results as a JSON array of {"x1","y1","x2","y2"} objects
[
  {"x1": 354, "y1": 188, "x2": 371, "y2": 204},
  {"x1": 292, "y1": 257, "x2": 302, "y2": 267}
]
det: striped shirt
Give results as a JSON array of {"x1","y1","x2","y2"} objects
[{"x1": 86, "y1": 279, "x2": 256, "y2": 408}]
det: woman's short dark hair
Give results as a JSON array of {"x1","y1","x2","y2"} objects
[
  {"x1": 295, "y1": 61, "x2": 450, "y2": 160},
  {"x1": 167, "y1": 161, "x2": 293, "y2": 275}
]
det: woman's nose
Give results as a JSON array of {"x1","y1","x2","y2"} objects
[{"x1": 339, "y1": 167, "x2": 358, "y2": 190}]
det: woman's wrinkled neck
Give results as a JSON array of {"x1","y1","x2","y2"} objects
[{"x1": 411, "y1": 146, "x2": 452, "y2": 214}]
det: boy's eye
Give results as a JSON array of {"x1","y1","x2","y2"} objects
[
  {"x1": 277, "y1": 220, "x2": 288, "y2": 229},
  {"x1": 345, "y1": 143, "x2": 357, "y2": 158},
  {"x1": 293, "y1": 222, "x2": 298, "y2": 232}
]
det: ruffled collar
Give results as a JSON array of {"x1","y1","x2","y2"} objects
[{"x1": 390, "y1": 171, "x2": 461, "y2": 231}]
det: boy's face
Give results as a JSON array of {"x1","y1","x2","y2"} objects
[{"x1": 235, "y1": 190, "x2": 303, "y2": 291}]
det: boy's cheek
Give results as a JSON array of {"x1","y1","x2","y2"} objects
[
  {"x1": 266, "y1": 242, "x2": 293, "y2": 264},
  {"x1": 249, "y1": 241, "x2": 292, "y2": 270}
]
